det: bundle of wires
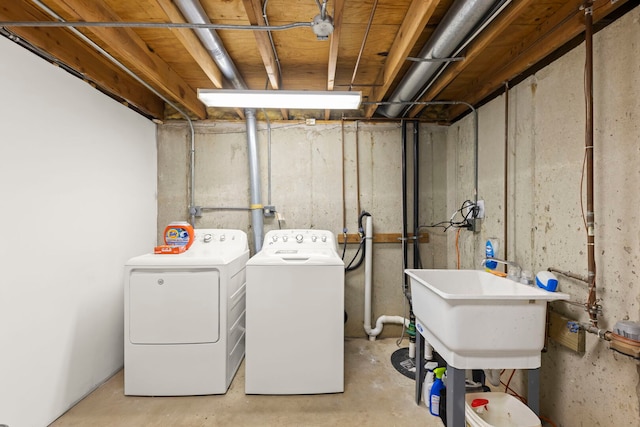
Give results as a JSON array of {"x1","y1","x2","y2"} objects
[
  {"x1": 421, "y1": 200, "x2": 478, "y2": 232},
  {"x1": 342, "y1": 210, "x2": 371, "y2": 272}
]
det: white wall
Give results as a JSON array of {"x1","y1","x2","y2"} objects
[
  {"x1": 0, "y1": 37, "x2": 157, "y2": 427},
  {"x1": 445, "y1": 5, "x2": 640, "y2": 425}
]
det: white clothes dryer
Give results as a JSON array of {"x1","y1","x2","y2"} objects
[
  {"x1": 245, "y1": 229, "x2": 344, "y2": 394},
  {"x1": 124, "y1": 229, "x2": 248, "y2": 396}
]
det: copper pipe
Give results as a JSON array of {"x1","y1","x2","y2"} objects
[
  {"x1": 355, "y1": 121, "x2": 361, "y2": 216},
  {"x1": 584, "y1": 1, "x2": 597, "y2": 326}
]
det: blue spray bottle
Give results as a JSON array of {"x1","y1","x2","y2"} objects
[{"x1": 429, "y1": 367, "x2": 446, "y2": 416}]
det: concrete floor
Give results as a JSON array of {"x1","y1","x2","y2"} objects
[{"x1": 51, "y1": 338, "x2": 443, "y2": 427}]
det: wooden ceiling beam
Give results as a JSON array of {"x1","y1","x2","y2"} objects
[
  {"x1": 242, "y1": 0, "x2": 287, "y2": 119},
  {"x1": 363, "y1": 0, "x2": 441, "y2": 118},
  {"x1": 407, "y1": 0, "x2": 538, "y2": 118},
  {"x1": 444, "y1": 0, "x2": 629, "y2": 121},
  {"x1": 0, "y1": 1, "x2": 165, "y2": 118},
  {"x1": 43, "y1": 0, "x2": 206, "y2": 119},
  {"x1": 325, "y1": 0, "x2": 345, "y2": 121}
]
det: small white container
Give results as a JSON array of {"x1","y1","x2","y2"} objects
[{"x1": 465, "y1": 392, "x2": 541, "y2": 427}]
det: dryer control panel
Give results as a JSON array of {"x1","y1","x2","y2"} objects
[
  {"x1": 263, "y1": 229, "x2": 337, "y2": 250},
  {"x1": 188, "y1": 229, "x2": 249, "y2": 255}
]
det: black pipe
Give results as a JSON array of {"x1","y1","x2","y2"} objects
[
  {"x1": 401, "y1": 121, "x2": 409, "y2": 291},
  {"x1": 413, "y1": 121, "x2": 420, "y2": 269}
]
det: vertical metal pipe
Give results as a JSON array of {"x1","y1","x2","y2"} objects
[
  {"x1": 504, "y1": 82, "x2": 509, "y2": 260},
  {"x1": 584, "y1": 2, "x2": 597, "y2": 326},
  {"x1": 245, "y1": 109, "x2": 264, "y2": 252},
  {"x1": 341, "y1": 120, "x2": 347, "y2": 230}
]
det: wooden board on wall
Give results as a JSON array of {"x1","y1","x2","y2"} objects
[
  {"x1": 548, "y1": 309, "x2": 585, "y2": 353},
  {"x1": 337, "y1": 232, "x2": 429, "y2": 244}
]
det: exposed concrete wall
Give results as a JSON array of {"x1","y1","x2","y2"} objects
[
  {"x1": 447, "y1": 6, "x2": 640, "y2": 425},
  {"x1": 157, "y1": 121, "x2": 448, "y2": 338},
  {"x1": 0, "y1": 37, "x2": 157, "y2": 427}
]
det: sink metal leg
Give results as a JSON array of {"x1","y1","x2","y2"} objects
[
  {"x1": 446, "y1": 365, "x2": 465, "y2": 427},
  {"x1": 415, "y1": 331, "x2": 424, "y2": 405},
  {"x1": 528, "y1": 368, "x2": 540, "y2": 415}
]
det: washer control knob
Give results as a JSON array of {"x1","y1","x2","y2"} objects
[
  {"x1": 272, "y1": 235, "x2": 279, "y2": 242},
  {"x1": 282, "y1": 235, "x2": 289, "y2": 242},
  {"x1": 311, "y1": 235, "x2": 318, "y2": 242},
  {"x1": 296, "y1": 234, "x2": 304, "y2": 243},
  {"x1": 204, "y1": 234, "x2": 212, "y2": 243},
  {"x1": 321, "y1": 235, "x2": 327, "y2": 242},
  {"x1": 220, "y1": 234, "x2": 226, "y2": 242}
]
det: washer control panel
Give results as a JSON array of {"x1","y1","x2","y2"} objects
[{"x1": 264, "y1": 229, "x2": 336, "y2": 249}]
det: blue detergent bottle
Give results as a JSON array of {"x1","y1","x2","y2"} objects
[{"x1": 429, "y1": 367, "x2": 446, "y2": 416}]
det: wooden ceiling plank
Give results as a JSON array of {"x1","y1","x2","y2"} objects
[
  {"x1": 407, "y1": 0, "x2": 537, "y2": 118},
  {"x1": 445, "y1": 0, "x2": 629, "y2": 120},
  {"x1": 154, "y1": 0, "x2": 224, "y2": 89},
  {"x1": 241, "y1": 0, "x2": 287, "y2": 119},
  {"x1": 44, "y1": 0, "x2": 206, "y2": 119},
  {"x1": 363, "y1": 0, "x2": 442, "y2": 118},
  {"x1": 0, "y1": 1, "x2": 164, "y2": 118},
  {"x1": 325, "y1": 0, "x2": 345, "y2": 120}
]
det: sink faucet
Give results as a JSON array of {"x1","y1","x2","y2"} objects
[{"x1": 481, "y1": 257, "x2": 522, "y2": 281}]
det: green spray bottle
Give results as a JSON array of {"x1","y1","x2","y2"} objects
[{"x1": 429, "y1": 367, "x2": 446, "y2": 416}]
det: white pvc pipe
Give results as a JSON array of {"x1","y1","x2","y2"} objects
[{"x1": 363, "y1": 215, "x2": 411, "y2": 340}]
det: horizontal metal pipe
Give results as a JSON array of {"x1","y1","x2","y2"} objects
[
  {"x1": 548, "y1": 267, "x2": 589, "y2": 284},
  {"x1": 0, "y1": 20, "x2": 311, "y2": 31},
  {"x1": 200, "y1": 207, "x2": 252, "y2": 211}
]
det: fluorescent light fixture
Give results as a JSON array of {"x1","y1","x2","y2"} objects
[{"x1": 197, "y1": 89, "x2": 362, "y2": 110}]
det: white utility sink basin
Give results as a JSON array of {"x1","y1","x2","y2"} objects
[{"x1": 405, "y1": 269, "x2": 569, "y2": 369}]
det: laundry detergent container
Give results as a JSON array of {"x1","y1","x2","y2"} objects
[{"x1": 465, "y1": 392, "x2": 541, "y2": 427}]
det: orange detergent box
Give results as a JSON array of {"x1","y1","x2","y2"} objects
[{"x1": 154, "y1": 244, "x2": 187, "y2": 254}]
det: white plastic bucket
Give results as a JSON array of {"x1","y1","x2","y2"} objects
[{"x1": 465, "y1": 392, "x2": 541, "y2": 427}]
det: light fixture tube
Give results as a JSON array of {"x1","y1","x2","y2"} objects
[{"x1": 197, "y1": 89, "x2": 362, "y2": 109}]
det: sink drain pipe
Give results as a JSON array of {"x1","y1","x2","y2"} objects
[{"x1": 363, "y1": 215, "x2": 410, "y2": 341}]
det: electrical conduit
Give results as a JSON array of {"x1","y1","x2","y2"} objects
[{"x1": 363, "y1": 215, "x2": 410, "y2": 340}]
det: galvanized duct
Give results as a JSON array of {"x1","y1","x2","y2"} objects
[
  {"x1": 377, "y1": 0, "x2": 504, "y2": 118},
  {"x1": 175, "y1": 0, "x2": 264, "y2": 251}
]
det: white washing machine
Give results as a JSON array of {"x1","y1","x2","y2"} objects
[
  {"x1": 245, "y1": 229, "x2": 344, "y2": 394},
  {"x1": 124, "y1": 229, "x2": 249, "y2": 396}
]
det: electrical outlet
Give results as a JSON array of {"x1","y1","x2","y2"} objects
[
  {"x1": 476, "y1": 200, "x2": 485, "y2": 219},
  {"x1": 263, "y1": 205, "x2": 276, "y2": 217}
]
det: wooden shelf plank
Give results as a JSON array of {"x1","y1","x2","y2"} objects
[{"x1": 337, "y1": 232, "x2": 429, "y2": 244}]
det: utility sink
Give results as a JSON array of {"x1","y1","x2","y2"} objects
[{"x1": 405, "y1": 269, "x2": 569, "y2": 369}]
